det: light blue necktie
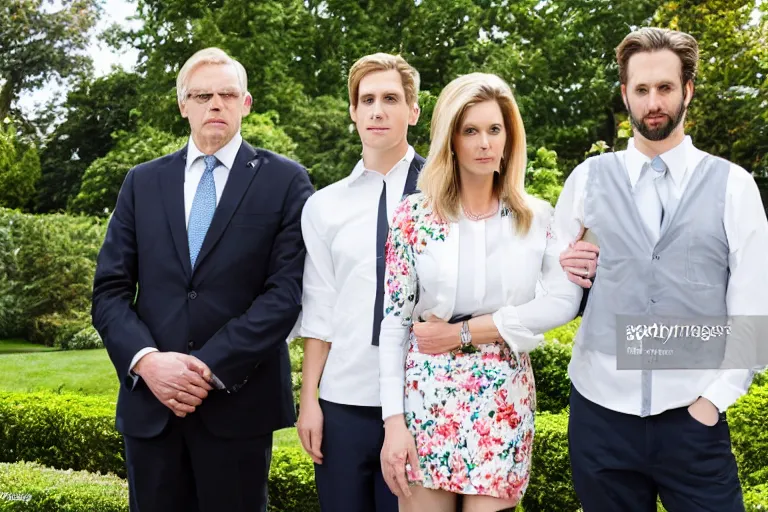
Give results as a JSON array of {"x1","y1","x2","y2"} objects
[{"x1": 188, "y1": 155, "x2": 218, "y2": 268}]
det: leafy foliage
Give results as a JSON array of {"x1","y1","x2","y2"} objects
[
  {"x1": 522, "y1": 411, "x2": 580, "y2": 512},
  {"x1": 0, "y1": 461, "x2": 128, "y2": 512},
  {"x1": 0, "y1": 208, "x2": 106, "y2": 343},
  {"x1": 0, "y1": 119, "x2": 41, "y2": 210},
  {"x1": 69, "y1": 125, "x2": 185, "y2": 216},
  {"x1": 0, "y1": 0, "x2": 100, "y2": 120},
  {"x1": 529, "y1": 341, "x2": 573, "y2": 414},
  {"x1": 655, "y1": 0, "x2": 768, "y2": 174},
  {"x1": 526, "y1": 147, "x2": 564, "y2": 206},
  {"x1": 36, "y1": 71, "x2": 142, "y2": 213},
  {"x1": 729, "y1": 381, "x2": 768, "y2": 487}
]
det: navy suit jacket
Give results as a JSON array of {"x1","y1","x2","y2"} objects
[{"x1": 92, "y1": 140, "x2": 314, "y2": 439}]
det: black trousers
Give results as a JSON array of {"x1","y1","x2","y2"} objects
[
  {"x1": 568, "y1": 385, "x2": 744, "y2": 512},
  {"x1": 314, "y1": 399, "x2": 398, "y2": 512},
  {"x1": 124, "y1": 413, "x2": 273, "y2": 512}
]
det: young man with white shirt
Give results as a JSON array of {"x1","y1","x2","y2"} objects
[
  {"x1": 557, "y1": 27, "x2": 768, "y2": 511},
  {"x1": 295, "y1": 53, "x2": 423, "y2": 512}
]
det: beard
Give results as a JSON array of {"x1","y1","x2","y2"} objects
[{"x1": 627, "y1": 96, "x2": 687, "y2": 142}]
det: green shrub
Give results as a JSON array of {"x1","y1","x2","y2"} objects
[
  {"x1": 1, "y1": 384, "x2": 767, "y2": 512},
  {"x1": 543, "y1": 317, "x2": 581, "y2": 345},
  {"x1": 0, "y1": 461, "x2": 128, "y2": 512},
  {"x1": 289, "y1": 339, "x2": 304, "y2": 405},
  {"x1": 0, "y1": 392, "x2": 125, "y2": 478},
  {"x1": 522, "y1": 411, "x2": 580, "y2": 512},
  {"x1": 530, "y1": 341, "x2": 573, "y2": 413},
  {"x1": 730, "y1": 382, "x2": 768, "y2": 487},
  {"x1": 63, "y1": 325, "x2": 103, "y2": 350},
  {"x1": 268, "y1": 448, "x2": 319, "y2": 512},
  {"x1": 68, "y1": 126, "x2": 185, "y2": 216},
  {"x1": 26, "y1": 310, "x2": 103, "y2": 350},
  {"x1": 0, "y1": 283, "x2": 25, "y2": 339},
  {"x1": 0, "y1": 119, "x2": 41, "y2": 211},
  {"x1": 27, "y1": 312, "x2": 89, "y2": 348},
  {"x1": 753, "y1": 370, "x2": 767, "y2": 388},
  {"x1": 744, "y1": 483, "x2": 768, "y2": 511},
  {"x1": 0, "y1": 208, "x2": 106, "y2": 346}
]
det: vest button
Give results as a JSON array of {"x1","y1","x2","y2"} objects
[
  {"x1": 650, "y1": 298, "x2": 657, "y2": 304},
  {"x1": 188, "y1": 291, "x2": 197, "y2": 300},
  {"x1": 188, "y1": 340, "x2": 195, "y2": 349},
  {"x1": 653, "y1": 254, "x2": 660, "y2": 260}
]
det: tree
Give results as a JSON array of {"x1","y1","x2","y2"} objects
[
  {"x1": 0, "y1": 0, "x2": 100, "y2": 120},
  {"x1": 69, "y1": 113, "x2": 299, "y2": 216},
  {"x1": 36, "y1": 70, "x2": 142, "y2": 213},
  {"x1": 112, "y1": 0, "x2": 312, "y2": 135},
  {"x1": 0, "y1": 118, "x2": 41, "y2": 210},
  {"x1": 525, "y1": 147, "x2": 563, "y2": 206},
  {"x1": 68, "y1": 125, "x2": 185, "y2": 216},
  {"x1": 655, "y1": 0, "x2": 768, "y2": 174}
]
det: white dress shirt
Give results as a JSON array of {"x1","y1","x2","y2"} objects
[
  {"x1": 557, "y1": 136, "x2": 768, "y2": 414},
  {"x1": 297, "y1": 146, "x2": 416, "y2": 407},
  {"x1": 128, "y1": 133, "x2": 243, "y2": 378}
]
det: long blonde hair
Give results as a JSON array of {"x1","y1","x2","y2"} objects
[{"x1": 417, "y1": 72, "x2": 533, "y2": 234}]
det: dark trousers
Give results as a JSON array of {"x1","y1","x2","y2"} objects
[
  {"x1": 568, "y1": 385, "x2": 744, "y2": 512},
  {"x1": 124, "y1": 412, "x2": 273, "y2": 512},
  {"x1": 314, "y1": 399, "x2": 398, "y2": 512}
]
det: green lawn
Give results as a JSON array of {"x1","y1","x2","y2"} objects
[
  {"x1": 0, "y1": 339, "x2": 300, "y2": 448},
  {"x1": 0, "y1": 344, "x2": 118, "y2": 396},
  {"x1": 0, "y1": 338, "x2": 59, "y2": 354}
]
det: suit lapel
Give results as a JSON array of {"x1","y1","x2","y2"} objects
[
  {"x1": 402, "y1": 153, "x2": 426, "y2": 197},
  {"x1": 159, "y1": 147, "x2": 192, "y2": 279},
  {"x1": 193, "y1": 141, "x2": 262, "y2": 273}
]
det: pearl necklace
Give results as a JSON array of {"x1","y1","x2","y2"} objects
[{"x1": 463, "y1": 202, "x2": 499, "y2": 221}]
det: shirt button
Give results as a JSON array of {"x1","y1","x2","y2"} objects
[
  {"x1": 188, "y1": 291, "x2": 197, "y2": 300},
  {"x1": 653, "y1": 254, "x2": 660, "y2": 260},
  {"x1": 650, "y1": 298, "x2": 657, "y2": 304}
]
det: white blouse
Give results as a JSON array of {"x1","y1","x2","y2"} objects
[
  {"x1": 379, "y1": 194, "x2": 583, "y2": 419},
  {"x1": 454, "y1": 207, "x2": 505, "y2": 318}
]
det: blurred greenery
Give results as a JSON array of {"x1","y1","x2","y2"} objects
[{"x1": 0, "y1": 0, "x2": 761, "y2": 214}]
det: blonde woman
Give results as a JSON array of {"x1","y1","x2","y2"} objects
[{"x1": 378, "y1": 73, "x2": 583, "y2": 511}]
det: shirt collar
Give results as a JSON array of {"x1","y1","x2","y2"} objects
[
  {"x1": 624, "y1": 135, "x2": 693, "y2": 188},
  {"x1": 348, "y1": 145, "x2": 416, "y2": 186},
  {"x1": 185, "y1": 132, "x2": 243, "y2": 172}
]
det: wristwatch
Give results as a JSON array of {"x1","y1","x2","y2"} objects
[{"x1": 459, "y1": 320, "x2": 478, "y2": 354}]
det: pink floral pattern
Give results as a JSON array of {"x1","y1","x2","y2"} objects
[
  {"x1": 384, "y1": 194, "x2": 449, "y2": 323},
  {"x1": 384, "y1": 193, "x2": 536, "y2": 501}
]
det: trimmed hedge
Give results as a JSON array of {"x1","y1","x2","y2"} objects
[
  {"x1": 745, "y1": 484, "x2": 768, "y2": 511},
  {"x1": 0, "y1": 462, "x2": 128, "y2": 511},
  {"x1": 1, "y1": 386, "x2": 766, "y2": 512},
  {"x1": 268, "y1": 449, "x2": 318, "y2": 512},
  {"x1": 522, "y1": 411, "x2": 579, "y2": 512},
  {"x1": 730, "y1": 382, "x2": 768, "y2": 487},
  {"x1": 529, "y1": 341, "x2": 572, "y2": 413},
  {"x1": 0, "y1": 392, "x2": 124, "y2": 477}
]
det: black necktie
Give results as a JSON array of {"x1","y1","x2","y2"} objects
[{"x1": 371, "y1": 155, "x2": 424, "y2": 346}]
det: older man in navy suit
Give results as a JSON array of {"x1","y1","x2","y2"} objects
[{"x1": 91, "y1": 47, "x2": 313, "y2": 512}]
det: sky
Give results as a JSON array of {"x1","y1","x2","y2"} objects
[{"x1": 17, "y1": 0, "x2": 142, "y2": 118}]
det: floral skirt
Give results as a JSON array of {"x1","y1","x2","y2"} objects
[{"x1": 403, "y1": 332, "x2": 535, "y2": 501}]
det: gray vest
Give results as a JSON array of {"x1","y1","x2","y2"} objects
[{"x1": 578, "y1": 152, "x2": 730, "y2": 360}]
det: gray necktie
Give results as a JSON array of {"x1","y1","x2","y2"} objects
[{"x1": 650, "y1": 156, "x2": 672, "y2": 232}]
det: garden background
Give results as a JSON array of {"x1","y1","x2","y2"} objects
[{"x1": 0, "y1": 0, "x2": 767, "y2": 510}]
